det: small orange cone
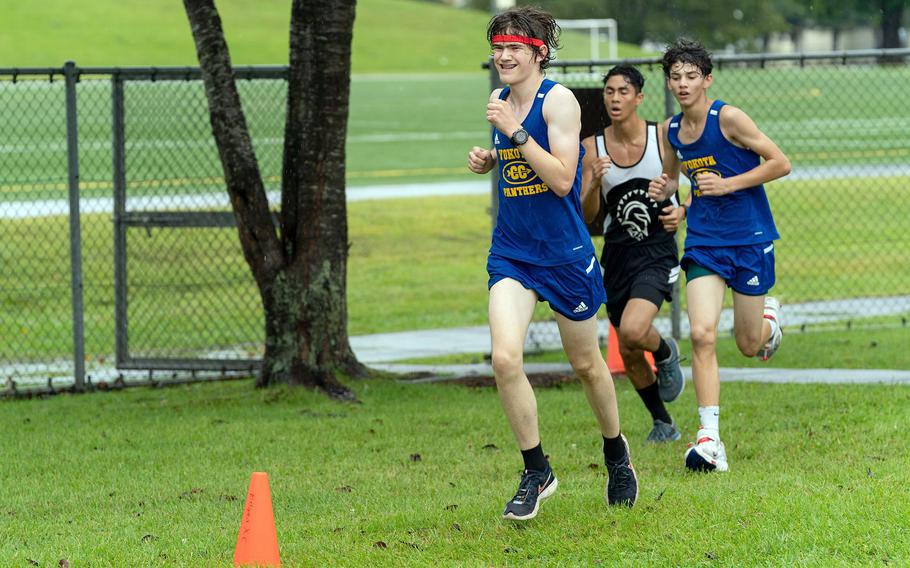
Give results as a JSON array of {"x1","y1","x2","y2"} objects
[
  {"x1": 606, "y1": 324, "x2": 656, "y2": 376},
  {"x1": 234, "y1": 472, "x2": 281, "y2": 567}
]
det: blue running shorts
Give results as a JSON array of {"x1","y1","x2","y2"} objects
[
  {"x1": 487, "y1": 252, "x2": 607, "y2": 321},
  {"x1": 681, "y1": 242, "x2": 776, "y2": 296}
]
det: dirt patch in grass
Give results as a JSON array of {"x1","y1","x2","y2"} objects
[{"x1": 454, "y1": 372, "x2": 577, "y2": 389}]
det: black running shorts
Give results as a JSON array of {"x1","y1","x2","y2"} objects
[{"x1": 601, "y1": 239, "x2": 680, "y2": 328}]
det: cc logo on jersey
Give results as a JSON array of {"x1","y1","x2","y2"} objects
[
  {"x1": 690, "y1": 167, "x2": 723, "y2": 187},
  {"x1": 502, "y1": 160, "x2": 539, "y2": 185}
]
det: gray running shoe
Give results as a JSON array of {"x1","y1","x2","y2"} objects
[
  {"x1": 655, "y1": 337, "x2": 685, "y2": 403},
  {"x1": 646, "y1": 418, "x2": 682, "y2": 443}
]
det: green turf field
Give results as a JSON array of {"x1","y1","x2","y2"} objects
[{"x1": 1, "y1": 377, "x2": 908, "y2": 565}]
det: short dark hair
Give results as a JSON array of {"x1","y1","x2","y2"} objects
[
  {"x1": 487, "y1": 6, "x2": 561, "y2": 70},
  {"x1": 661, "y1": 38, "x2": 713, "y2": 78},
  {"x1": 604, "y1": 65, "x2": 645, "y2": 93}
]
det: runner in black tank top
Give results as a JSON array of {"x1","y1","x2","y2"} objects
[{"x1": 580, "y1": 66, "x2": 687, "y2": 444}]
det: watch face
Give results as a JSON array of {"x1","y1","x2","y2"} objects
[{"x1": 512, "y1": 129, "x2": 528, "y2": 145}]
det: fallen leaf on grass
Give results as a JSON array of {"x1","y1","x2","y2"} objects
[
  {"x1": 179, "y1": 488, "x2": 203, "y2": 499},
  {"x1": 373, "y1": 541, "x2": 387, "y2": 549}
]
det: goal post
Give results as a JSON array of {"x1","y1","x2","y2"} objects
[{"x1": 556, "y1": 18, "x2": 618, "y2": 61}]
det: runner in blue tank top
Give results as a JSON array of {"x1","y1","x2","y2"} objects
[
  {"x1": 467, "y1": 6, "x2": 637, "y2": 519},
  {"x1": 648, "y1": 39, "x2": 791, "y2": 474}
]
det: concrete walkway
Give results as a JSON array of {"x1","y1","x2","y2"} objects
[
  {"x1": 350, "y1": 295, "x2": 910, "y2": 386},
  {"x1": 373, "y1": 362, "x2": 910, "y2": 385},
  {"x1": 351, "y1": 296, "x2": 910, "y2": 363}
]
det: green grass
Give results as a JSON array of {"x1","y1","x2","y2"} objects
[
  {"x1": 2, "y1": 189, "x2": 908, "y2": 364},
  {"x1": 1, "y1": 377, "x2": 908, "y2": 565},
  {"x1": 0, "y1": 0, "x2": 649, "y2": 71}
]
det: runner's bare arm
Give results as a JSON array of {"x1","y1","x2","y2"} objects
[
  {"x1": 486, "y1": 85, "x2": 581, "y2": 197},
  {"x1": 468, "y1": 91, "x2": 504, "y2": 174},
  {"x1": 648, "y1": 118, "x2": 680, "y2": 202},
  {"x1": 580, "y1": 136, "x2": 602, "y2": 223},
  {"x1": 697, "y1": 105, "x2": 791, "y2": 197}
]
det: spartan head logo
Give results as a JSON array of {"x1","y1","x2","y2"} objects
[{"x1": 620, "y1": 201, "x2": 651, "y2": 241}]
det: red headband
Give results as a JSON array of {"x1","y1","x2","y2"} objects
[{"x1": 491, "y1": 34, "x2": 545, "y2": 48}]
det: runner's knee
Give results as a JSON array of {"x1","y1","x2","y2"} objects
[
  {"x1": 569, "y1": 353, "x2": 602, "y2": 383},
  {"x1": 491, "y1": 348, "x2": 523, "y2": 380},
  {"x1": 690, "y1": 323, "x2": 716, "y2": 350},
  {"x1": 734, "y1": 328, "x2": 762, "y2": 357}
]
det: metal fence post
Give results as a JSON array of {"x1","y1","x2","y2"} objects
[
  {"x1": 663, "y1": 81, "x2": 682, "y2": 341},
  {"x1": 112, "y1": 74, "x2": 129, "y2": 367},
  {"x1": 64, "y1": 60, "x2": 86, "y2": 388}
]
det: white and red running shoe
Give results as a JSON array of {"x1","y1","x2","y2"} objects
[{"x1": 684, "y1": 428, "x2": 729, "y2": 472}]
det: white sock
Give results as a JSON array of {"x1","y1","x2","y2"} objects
[{"x1": 698, "y1": 406, "x2": 720, "y2": 437}]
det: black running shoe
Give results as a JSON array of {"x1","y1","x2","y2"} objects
[
  {"x1": 605, "y1": 434, "x2": 638, "y2": 507},
  {"x1": 502, "y1": 467, "x2": 558, "y2": 521}
]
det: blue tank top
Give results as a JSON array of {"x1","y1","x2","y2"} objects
[
  {"x1": 490, "y1": 79, "x2": 594, "y2": 266},
  {"x1": 667, "y1": 100, "x2": 779, "y2": 247}
]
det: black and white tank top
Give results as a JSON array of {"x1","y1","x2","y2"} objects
[{"x1": 597, "y1": 121, "x2": 676, "y2": 246}]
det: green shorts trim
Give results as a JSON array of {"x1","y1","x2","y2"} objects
[{"x1": 684, "y1": 262, "x2": 718, "y2": 282}]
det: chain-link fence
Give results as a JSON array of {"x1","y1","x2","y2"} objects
[
  {"x1": 486, "y1": 50, "x2": 910, "y2": 349},
  {"x1": 1, "y1": 52, "x2": 908, "y2": 392},
  {"x1": 0, "y1": 64, "x2": 289, "y2": 392}
]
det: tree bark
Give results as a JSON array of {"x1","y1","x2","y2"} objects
[{"x1": 183, "y1": 0, "x2": 363, "y2": 399}]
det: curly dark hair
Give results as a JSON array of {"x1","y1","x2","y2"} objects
[
  {"x1": 487, "y1": 6, "x2": 561, "y2": 70},
  {"x1": 604, "y1": 65, "x2": 645, "y2": 93},
  {"x1": 661, "y1": 38, "x2": 713, "y2": 78}
]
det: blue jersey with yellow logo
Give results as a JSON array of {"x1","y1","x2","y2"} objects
[
  {"x1": 490, "y1": 79, "x2": 593, "y2": 266},
  {"x1": 668, "y1": 99, "x2": 779, "y2": 247}
]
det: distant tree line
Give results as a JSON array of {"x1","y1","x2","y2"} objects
[{"x1": 453, "y1": 0, "x2": 908, "y2": 51}]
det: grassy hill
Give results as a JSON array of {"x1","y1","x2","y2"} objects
[{"x1": 0, "y1": 0, "x2": 650, "y2": 71}]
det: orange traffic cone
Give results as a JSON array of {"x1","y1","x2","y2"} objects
[
  {"x1": 605, "y1": 323, "x2": 656, "y2": 376},
  {"x1": 234, "y1": 472, "x2": 281, "y2": 567}
]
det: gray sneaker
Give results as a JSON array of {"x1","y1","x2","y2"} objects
[
  {"x1": 646, "y1": 418, "x2": 682, "y2": 443},
  {"x1": 655, "y1": 337, "x2": 685, "y2": 403}
]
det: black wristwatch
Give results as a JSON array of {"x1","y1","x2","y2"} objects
[{"x1": 510, "y1": 128, "x2": 529, "y2": 146}]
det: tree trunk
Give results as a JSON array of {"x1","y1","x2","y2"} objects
[
  {"x1": 183, "y1": 0, "x2": 364, "y2": 399},
  {"x1": 270, "y1": 0, "x2": 368, "y2": 390}
]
